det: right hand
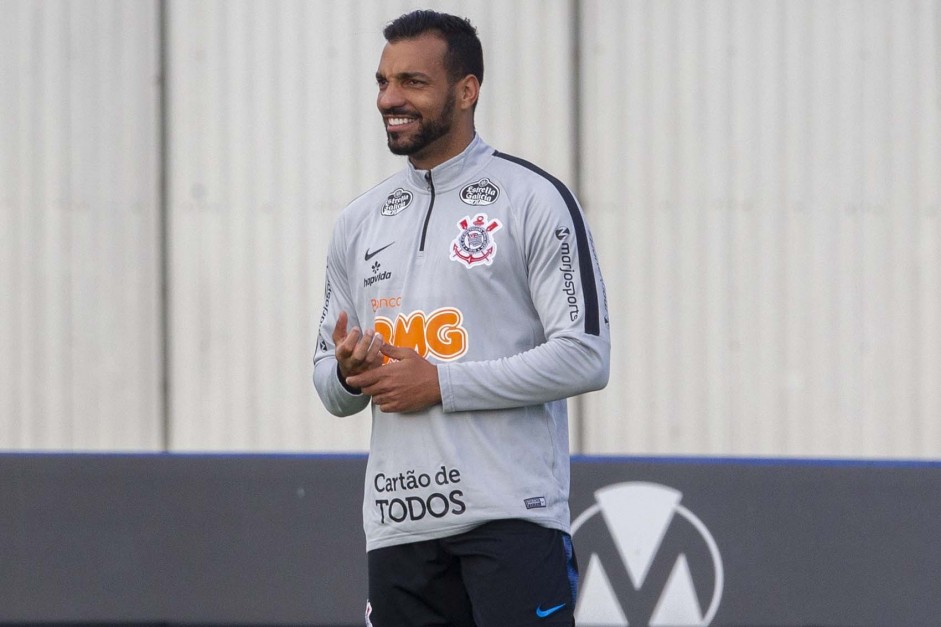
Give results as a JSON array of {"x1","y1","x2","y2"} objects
[{"x1": 332, "y1": 311, "x2": 385, "y2": 380}]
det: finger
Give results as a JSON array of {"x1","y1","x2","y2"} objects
[
  {"x1": 379, "y1": 343, "x2": 419, "y2": 361},
  {"x1": 346, "y1": 367, "x2": 381, "y2": 390},
  {"x1": 364, "y1": 332, "x2": 385, "y2": 366},
  {"x1": 351, "y1": 329, "x2": 378, "y2": 363},
  {"x1": 332, "y1": 311, "x2": 349, "y2": 344},
  {"x1": 337, "y1": 326, "x2": 362, "y2": 359}
]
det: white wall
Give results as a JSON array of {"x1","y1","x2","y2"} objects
[
  {"x1": 581, "y1": 0, "x2": 941, "y2": 458},
  {"x1": 2, "y1": 0, "x2": 939, "y2": 457},
  {"x1": 0, "y1": 0, "x2": 162, "y2": 449}
]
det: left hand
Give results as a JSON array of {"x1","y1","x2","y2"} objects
[{"x1": 345, "y1": 344, "x2": 442, "y2": 413}]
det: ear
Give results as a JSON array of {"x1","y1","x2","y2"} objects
[{"x1": 458, "y1": 75, "x2": 480, "y2": 111}]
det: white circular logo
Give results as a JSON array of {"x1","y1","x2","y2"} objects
[{"x1": 571, "y1": 482, "x2": 724, "y2": 626}]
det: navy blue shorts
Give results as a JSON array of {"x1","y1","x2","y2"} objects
[{"x1": 366, "y1": 519, "x2": 578, "y2": 626}]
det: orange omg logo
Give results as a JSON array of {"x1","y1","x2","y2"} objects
[{"x1": 374, "y1": 308, "x2": 468, "y2": 362}]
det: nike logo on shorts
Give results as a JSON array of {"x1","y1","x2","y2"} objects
[
  {"x1": 535, "y1": 602, "x2": 566, "y2": 618},
  {"x1": 365, "y1": 242, "x2": 395, "y2": 261}
]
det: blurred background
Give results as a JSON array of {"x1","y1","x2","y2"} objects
[{"x1": 1, "y1": 0, "x2": 939, "y2": 458}]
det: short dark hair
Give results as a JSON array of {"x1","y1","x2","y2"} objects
[{"x1": 383, "y1": 10, "x2": 484, "y2": 86}]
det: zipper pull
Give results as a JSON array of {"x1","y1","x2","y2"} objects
[{"x1": 424, "y1": 170, "x2": 434, "y2": 191}]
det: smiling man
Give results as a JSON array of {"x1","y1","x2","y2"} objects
[
  {"x1": 378, "y1": 33, "x2": 461, "y2": 164},
  {"x1": 312, "y1": 10, "x2": 610, "y2": 626}
]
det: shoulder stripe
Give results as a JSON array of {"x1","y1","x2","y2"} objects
[{"x1": 493, "y1": 151, "x2": 601, "y2": 336}]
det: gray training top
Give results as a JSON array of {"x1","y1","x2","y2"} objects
[{"x1": 313, "y1": 134, "x2": 610, "y2": 551}]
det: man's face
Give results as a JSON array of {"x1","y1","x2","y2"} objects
[{"x1": 376, "y1": 34, "x2": 458, "y2": 161}]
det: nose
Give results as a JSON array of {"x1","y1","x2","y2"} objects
[{"x1": 377, "y1": 81, "x2": 405, "y2": 112}]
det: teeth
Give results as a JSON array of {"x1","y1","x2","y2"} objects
[{"x1": 388, "y1": 117, "x2": 413, "y2": 127}]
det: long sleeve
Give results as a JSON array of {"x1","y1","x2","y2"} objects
[
  {"x1": 437, "y1": 167, "x2": 610, "y2": 412},
  {"x1": 312, "y1": 219, "x2": 371, "y2": 417},
  {"x1": 438, "y1": 332, "x2": 608, "y2": 412}
]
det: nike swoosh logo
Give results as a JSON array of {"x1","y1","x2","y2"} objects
[
  {"x1": 535, "y1": 603, "x2": 566, "y2": 618},
  {"x1": 364, "y1": 242, "x2": 395, "y2": 261}
]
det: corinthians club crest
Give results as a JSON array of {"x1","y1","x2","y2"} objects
[{"x1": 450, "y1": 213, "x2": 503, "y2": 268}]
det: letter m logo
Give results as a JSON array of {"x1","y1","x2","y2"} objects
[{"x1": 571, "y1": 483, "x2": 724, "y2": 626}]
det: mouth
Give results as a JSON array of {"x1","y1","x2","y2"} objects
[{"x1": 385, "y1": 116, "x2": 418, "y2": 132}]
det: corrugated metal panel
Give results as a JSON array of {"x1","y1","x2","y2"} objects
[
  {"x1": 471, "y1": 0, "x2": 577, "y2": 181},
  {"x1": 6, "y1": 0, "x2": 938, "y2": 457},
  {"x1": 0, "y1": 0, "x2": 161, "y2": 449},
  {"x1": 580, "y1": 0, "x2": 941, "y2": 458},
  {"x1": 167, "y1": 1, "x2": 575, "y2": 451},
  {"x1": 168, "y1": 0, "x2": 392, "y2": 451}
]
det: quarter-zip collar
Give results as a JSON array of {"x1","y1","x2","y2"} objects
[{"x1": 405, "y1": 134, "x2": 493, "y2": 192}]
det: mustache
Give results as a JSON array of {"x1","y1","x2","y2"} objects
[{"x1": 381, "y1": 107, "x2": 420, "y2": 117}]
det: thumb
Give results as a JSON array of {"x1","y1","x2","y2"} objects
[
  {"x1": 379, "y1": 343, "x2": 420, "y2": 361},
  {"x1": 332, "y1": 311, "x2": 349, "y2": 344}
]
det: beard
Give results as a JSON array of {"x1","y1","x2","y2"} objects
[{"x1": 385, "y1": 90, "x2": 457, "y2": 157}]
